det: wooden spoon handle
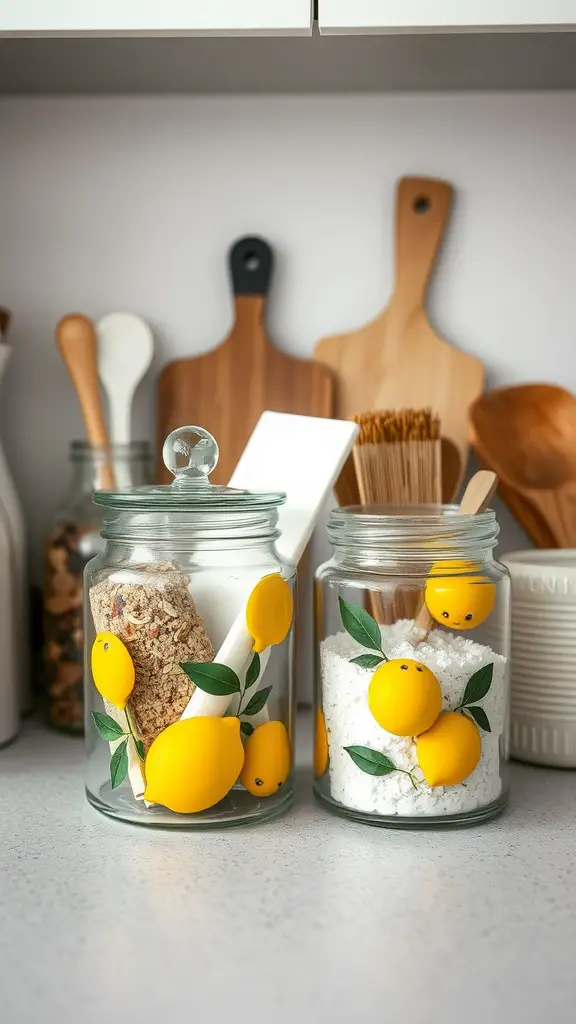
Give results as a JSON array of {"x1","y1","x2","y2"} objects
[
  {"x1": 394, "y1": 176, "x2": 453, "y2": 308},
  {"x1": 415, "y1": 470, "x2": 499, "y2": 632},
  {"x1": 56, "y1": 313, "x2": 115, "y2": 489}
]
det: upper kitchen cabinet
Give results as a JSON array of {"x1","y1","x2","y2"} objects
[
  {"x1": 0, "y1": 0, "x2": 313, "y2": 36},
  {"x1": 319, "y1": 1, "x2": 576, "y2": 34}
]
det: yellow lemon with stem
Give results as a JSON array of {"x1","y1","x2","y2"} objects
[
  {"x1": 416, "y1": 711, "x2": 481, "y2": 787},
  {"x1": 144, "y1": 716, "x2": 244, "y2": 813},
  {"x1": 368, "y1": 659, "x2": 442, "y2": 737},
  {"x1": 240, "y1": 720, "x2": 291, "y2": 797},
  {"x1": 314, "y1": 707, "x2": 329, "y2": 777},
  {"x1": 425, "y1": 559, "x2": 495, "y2": 631},
  {"x1": 91, "y1": 632, "x2": 135, "y2": 710},
  {"x1": 246, "y1": 574, "x2": 293, "y2": 653}
]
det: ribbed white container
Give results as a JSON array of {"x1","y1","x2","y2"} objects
[{"x1": 503, "y1": 551, "x2": 576, "y2": 768}]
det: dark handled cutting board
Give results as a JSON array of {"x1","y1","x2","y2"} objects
[{"x1": 157, "y1": 236, "x2": 334, "y2": 483}]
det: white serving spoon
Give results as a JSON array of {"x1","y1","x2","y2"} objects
[{"x1": 96, "y1": 313, "x2": 154, "y2": 487}]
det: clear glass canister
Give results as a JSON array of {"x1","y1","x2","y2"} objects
[
  {"x1": 314, "y1": 506, "x2": 510, "y2": 828},
  {"x1": 43, "y1": 441, "x2": 151, "y2": 733},
  {"x1": 84, "y1": 427, "x2": 295, "y2": 828}
]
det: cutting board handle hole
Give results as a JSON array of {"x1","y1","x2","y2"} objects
[
  {"x1": 244, "y1": 252, "x2": 261, "y2": 272},
  {"x1": 413, "y1": 196, "x2": 430, "y2": 215}
]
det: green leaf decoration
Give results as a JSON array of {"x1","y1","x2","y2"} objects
[
  {"x1": 466, "y1": 705, "x2": 492, "y2": 733},
  {"x1": 338, "y1": 597, "x2": 383, "y2": 654},
  {"x1": 461, "y1": 663, "x2": 494, "y2": 707},
  {"x1": 344, "y1": 745, "x2": 397, "y2": 777},
  {"x1": 134, "y1": 739, "x2": 146, "y2": 760},
  {"x1": 349, "y1": 653, "x2": 384, "y2": 669},
  {"x1": 245, "y1": 652, "x2": 261, "y2": 690},
  {"x1": 91, "y1": 711, "x2": 126, "y2": 742},
  {"x1": 241, "y1": 721, "x2": 254, "y2": 737},
  {"x1": 180, "y1": 661, "x2": 241, "y2": 695},
  {"x1": 110, "y1": 739, "x2": 129, "y2": 790},
  {"x1": 242, "y1": 685, "x2": 272, "y2": 717}
]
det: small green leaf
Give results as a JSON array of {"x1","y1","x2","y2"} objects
[
  {"x1": 338, "y1": 597, "x2": 383, "y2": 654},
  {"x1": 242, "y1": 685, "x2": 272, "y2": 717},
  {"x1": 245, "y1": 652, "x2": 261, "y2": 690},
  {"x1": 461, "y1": 663, "x2": 494, "y2": 707},
  {"x1": 91, "y1": 711, "x2": 126, "y2": 742},
  {"x1": 180, "y1": 662, "x2": 241, "y2": 695},
  {"x1": 241, "y1": 721, "x2": 254, "y2": 737},
  {"x1": 349, "y1": 654, "x2": 384, "y2": 669},
  {"x1": 110, "y1": 739, "x2": 129, "y2": 790},
  {"x1": 344, "y1": 745, "x2": 397, "y2": 777},
  {"x1": 466, "y1": 705, "x2": 491, "y2": 733},
  {"x1": 134, "y1": 739, "x2": 146, "y2": 760}
]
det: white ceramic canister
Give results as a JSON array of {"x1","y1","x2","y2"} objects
[{"x1": 503, "y1": 550, "x2": 576, "y2": 768}]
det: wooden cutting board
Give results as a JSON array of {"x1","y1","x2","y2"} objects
[
  {"x1": 157, "y1": 236, "x2": 334, "y2": 483},
  {"x1": 314, "y1": 176, "x2": 485, "y2": 502}
]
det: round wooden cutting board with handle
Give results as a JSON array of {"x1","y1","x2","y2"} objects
[
  {"x1": 157, "y1": 236, "x2": 334, "y2": 484},
  {"x1": 314, "y1": 176, "x2": 485, "y2": 502}
]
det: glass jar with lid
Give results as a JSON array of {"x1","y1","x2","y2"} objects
[
  {"x1": 314, "y1": 504, "x2": 510, "y2": 828},
  {"x1": 84, "y1": 426, "x2": 295, "y2": 828}
]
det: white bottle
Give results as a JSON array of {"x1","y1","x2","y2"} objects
[{"x1": 0, "y1": 343, "x2": 29, "y2": 715}]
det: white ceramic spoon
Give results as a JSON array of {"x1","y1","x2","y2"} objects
[{"x1": 96, "y1": 313, "x2": 154, "y2": 486}]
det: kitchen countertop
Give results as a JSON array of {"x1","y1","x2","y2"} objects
[{"x1": 2, "y1": 715, "x2": 575, "y2": 1023}]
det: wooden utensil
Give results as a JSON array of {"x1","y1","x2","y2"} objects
[
  {"x1": 56, "y1": 313, "x2": 115, "y2": 489},
  {"x1": 415, "y1": 470, "x2": 498, "y2": 633},
  {"x1": 157, "y1": 236, "x2": 334, "y2": 484},
  {"x1": 314, "y1": 176, "x2": 484, "y2": 503},
  {"x1": 470, "y1": 384, "x2": 576, "y2": 548}
]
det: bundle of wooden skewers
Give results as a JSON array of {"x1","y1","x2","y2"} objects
[{"x1": 340, "y1": 407, "x2": 443, "y2": 624}]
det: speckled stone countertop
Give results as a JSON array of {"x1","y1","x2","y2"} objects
[{"x1": 2, "y1": 715, "x2": 575, "y2": 1023}]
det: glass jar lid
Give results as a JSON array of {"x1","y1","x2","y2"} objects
[{"x1": 94, "y1": 425, "x2": 286, "y2": 513}]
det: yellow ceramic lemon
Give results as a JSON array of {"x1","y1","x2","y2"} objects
[
  {"x1": 425, "y1": 560, "x2": 495, "y2": 631},
  {"x1": 246, "y1": 574, "x2": 293, "y2": 654},
  {"x1": 314, "y1": 707, "x2": 329, "y2": 777},
  {"x1": 416, "y1": 711, "x2": 481, "y2": 787},
  {"x1": 240, "y1": 720, "x2": 291, "y2": 797},
  {"x1": 91, "y1": 632, "x2": 135, "y2": 710},
  {"x1": 368, "y1": 659, "x2": 442, "y2": 737},
  {"x1": 144, "y1": 716, "x2": 244, "y2": 813}
]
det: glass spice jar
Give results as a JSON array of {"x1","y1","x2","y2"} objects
[
  {"x1": 314, "y1": 505, "x2": 510, "y2": 828},
  {"x1": 84, "y1": 426, "x2": 295, "y2": 828},
  {"x1": 43, "y1": 441, "x2": 151, "y2": 733}
]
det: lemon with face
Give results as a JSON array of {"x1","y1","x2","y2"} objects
[
  {"x1": 368, "y1": 659, "x2": 442, "y2": 737},
  {"x1": 425, "y1": 560, "x2": 496, "y2": 631},
  {"x1": 416, "y1": 711, "x2": 481, "y2": 787},
  {"x1": 240, "y1": 720, "x2": 291, "y2": 797},
  {"x1": 91, "y1": 632, "x2": 135, "y2": 710},
  {"x1": 144, "y1": 716, "x2": 244, "y2": 813}
]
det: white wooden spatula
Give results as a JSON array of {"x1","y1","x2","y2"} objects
[{"x1": 96, "y1": 313, "x2": 154, "y2": 485}]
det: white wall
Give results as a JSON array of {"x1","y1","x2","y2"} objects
[{"x1": 1, "y1": 92, "x2": 574, "y2": 583}]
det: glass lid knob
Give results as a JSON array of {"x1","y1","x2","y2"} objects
[{"x1": 163, "y1": 426, "x2": 219, "y2": 488}]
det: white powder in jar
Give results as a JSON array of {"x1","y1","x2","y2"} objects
[{"x1": 320, "y1": 620, "x2": 507, "y2": 818}]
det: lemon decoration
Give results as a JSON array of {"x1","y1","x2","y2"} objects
[
  {"x1": 425, "y1": 560, "x2": 496, "y2": 631},
  {"x1": 416, "y1": 711, "x2": 481, "y2": 787},
  {"x1": 246, "y1": 574, "x2": 293, "y2": 654},
  {"x1": 368, "y1": 659, "x2": 442, "y2": 737},
  {"x1": 314, "y1": 707, "x2": 329, "y2": 777},
  {"x1": 240, "y1": 720, "x2": 291, "y2": 797},
  {"x1": 91, "y1": 632, "x2": 135, "y2": 710},
  {"x1": 144, "y1": 716, "x2": 244, "y2": 813}
]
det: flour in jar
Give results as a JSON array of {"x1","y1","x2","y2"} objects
[{"x1": 320, "y1": 619, "x2": 507, "y2": 817}]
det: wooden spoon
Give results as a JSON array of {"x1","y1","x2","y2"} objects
[
  {"x1": 56, "y1": 314, "x2": 115, "y2": 489},
  {"x1": 470, "y1": 384, "x2": 576, "y2": 547},
  {"x1": 415, "y1": 470, "x2": 498, "y2": 633}
]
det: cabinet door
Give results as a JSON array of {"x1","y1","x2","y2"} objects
[
  {"x1": 319, "y1": 0, "x2": 576, "y2": 34},
  {"x1": 0, "y1": 0, "x2": 313, "y2": 37}
]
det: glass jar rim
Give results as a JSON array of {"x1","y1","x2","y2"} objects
[
  {"x1": 328, "y1": 503, "x2": 499, "y2": 554},
  {"x1": 70, "y1": 440, "x2": 151, "y2": 462},
  {"x1": 94, "y1": 487, "x2": 286, "y2": 514}
]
